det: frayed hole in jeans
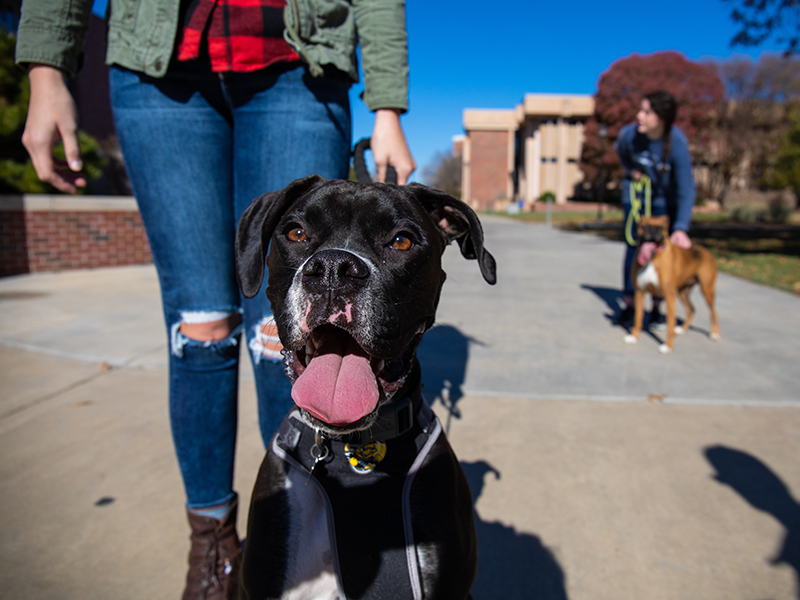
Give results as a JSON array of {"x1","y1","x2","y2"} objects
[
  {"x1": 250, "y1": 315, "x2": 284, "y2": 364},
  {"x1": 171, "y1": 310, "x2": 242, "y2": 358}
]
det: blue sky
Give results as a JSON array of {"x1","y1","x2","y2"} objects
[{"x1": 350, "y1": 0, "x2": 786, "y2": 182}]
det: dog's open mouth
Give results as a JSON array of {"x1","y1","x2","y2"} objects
[
  {"x1": 637, "y1": 241, "x2": 658, "y2": 265},
  {"x1": 284, "y1": 324, "x2": 412, "y2": 428}
]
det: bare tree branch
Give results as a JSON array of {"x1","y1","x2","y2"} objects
[{"x1": 724, "y1": 0, "x2": 800, "y2": 55}]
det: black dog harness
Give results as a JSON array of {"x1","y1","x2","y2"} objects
[{"x1": 271, "y1": 390, "x2": 441, "y2": 600}]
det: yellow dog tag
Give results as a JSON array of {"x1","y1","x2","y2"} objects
[{"x1": 344, "y1": 441, "x2": 387, "y2": 474}]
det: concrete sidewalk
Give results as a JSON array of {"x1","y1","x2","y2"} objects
[{"x1": 1, "y1": 218, "x2": 798, "y2": 599}]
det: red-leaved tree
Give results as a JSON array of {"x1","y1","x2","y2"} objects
[{"x1": 580, "y1": 51, "x2": 725, "y2": 189}]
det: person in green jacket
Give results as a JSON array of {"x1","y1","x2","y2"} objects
[{"x1": 16, "y1": 0, "x2": 415, "y2": 597}]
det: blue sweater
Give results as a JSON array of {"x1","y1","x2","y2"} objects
[{"x1": 614, "y1": 123, "x2": 696, "y2": 233}]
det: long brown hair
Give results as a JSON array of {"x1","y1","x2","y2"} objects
[{"x1": 644, "y1": 91, "x2": 677, "y2": 173}]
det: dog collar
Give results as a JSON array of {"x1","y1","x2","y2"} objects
[
  {"x1": 343, "y1": 390, "x2": 422, "y2": 445},
  {"x1": 274, "y1": 392, "x2": 434, "y2": 477}
]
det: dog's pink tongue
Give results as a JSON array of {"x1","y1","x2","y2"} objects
[
  {"x1": 291, "y1": 330, "x2": 379, "y2": 426},
  {"x1": 638, "y1": 241, "x2": 657, "y2": 265}
]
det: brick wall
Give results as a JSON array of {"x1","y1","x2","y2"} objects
[
  {"x1": 468, "y1": 130, "x2": 510, "y2": 211},
  {"x1": 0, "y1": 196, "x2": 152, "y2": 277}
]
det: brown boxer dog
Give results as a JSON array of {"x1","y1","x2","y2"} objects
[{"x1": 623, "y1": 215, "x2": 720, "y2": 354}]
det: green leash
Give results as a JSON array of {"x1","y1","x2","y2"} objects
[{"x1": 625, "y1": 175, "x2": 652, "y2": 246}]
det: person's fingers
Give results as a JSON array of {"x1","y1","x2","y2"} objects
[
  {"x1": 372, "y1": 144, "x2": 415, "y2": 184},
  {"x1": 22, "y1": 121, "x2": 57, "y2": 183},
  {"x1": 375, "y1": 153, "x2": 415, "y2": 184},
  {"x1": 52, "y1": 158, "x2": 88, "y2": 191},
  {"x1": 24, "y1": 138, "x2": 82, "y2": 194},
  {"x1": 375, "y1": 161, "x2": 388, "y2": 184},
  {"x1": 670, "y1": 230, "x2": 692, "y2": 249},
  {"x1": 23, "y1": 65, "x2": 84, "y2": 194},
  {"x1": 371, "y1": 108, "x2": 415, "y2": 185},
  {"x1": 52, "y1": 121, "x2": 85, "y2": 193},
  {"x1": 60, "y1": 124, "x2": 83, "y2": 173},
  {"x1": 391, "y1": 155, "x2": 415, "y2": 185}
]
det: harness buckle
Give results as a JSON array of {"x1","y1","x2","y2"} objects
[{"x1": 351, "y1": 395, "x2": 414, "y2": 445}]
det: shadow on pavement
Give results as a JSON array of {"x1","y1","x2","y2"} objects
[
  {"x1": 581, "y1": 283, "x2": 686, "y2": 342},
  {"x1": 418, "y1": 324, "x2": 484, "y2": 435},
  {"x1": 462, "y1": 461, "x2": 569, "y2": 600},
  {"x1": 420, "y1": 325, "x2": 568, "y2": 597},
  {"x1": 580, "y1": 284, "x2": 625, "y2": 326},
  {"x1": 705, "y1": 445, "x2": 800, "y2": 598}
]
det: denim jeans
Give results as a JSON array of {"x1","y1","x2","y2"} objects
[{"x1": 109, "y1": 61, "x2": 351, "y2": 508}]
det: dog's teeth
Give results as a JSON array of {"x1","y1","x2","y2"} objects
[
  {"x1": 376, "y1": 359, "x2": 385, "y2": 373},
  {"x1": 305, "y1": 340, "x2": 315, "y2": 361}
]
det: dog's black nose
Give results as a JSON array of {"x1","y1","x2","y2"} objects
[{"x1": 302, "y1": 249, "x2": 370, "y2": 292}]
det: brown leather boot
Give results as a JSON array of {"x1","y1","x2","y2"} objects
[{"x1": 182, "y1": 495, "x2": 242, "y2": 600}]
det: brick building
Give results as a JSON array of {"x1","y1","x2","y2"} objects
[
  {"x1": 461, "y1": 94, "x2": 595, "y2": 210},
  {"x1": 0, "y1": 195, "x2": 151, "y2": 276}
]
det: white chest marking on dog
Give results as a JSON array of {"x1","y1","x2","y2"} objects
[
  {"x1": 636, "y1": 262, "x2": 660, "y2": 292},
  {"x1": 283, "y1": 574, "x2": 338, "y2": 600}
]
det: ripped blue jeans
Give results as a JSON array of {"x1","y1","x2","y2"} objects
[{"x1": 110, "y1": 61, "x2": 351, "y2": 508}]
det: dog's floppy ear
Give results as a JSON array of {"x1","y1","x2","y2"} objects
[
  {"x1": 408, "y1": 183, "x2": 497, "y2": 285},
  {"x1": 236, "y1": 175, "x2": 327, "y2": 298}
]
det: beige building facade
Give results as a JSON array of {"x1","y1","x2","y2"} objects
[{"x1": 461, "y1": 94, "x2": 595, "y2": 210}]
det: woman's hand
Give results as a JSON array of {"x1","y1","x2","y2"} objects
[
  {"x1": 22, "y1": 64, "x2": 86, "y2": 194},
  {"x1": 670, "y1": 229, "x2": 692, "y2": 249},
  {"x1": 370, "y1": 108, "x2": 416, "y2": 185}
]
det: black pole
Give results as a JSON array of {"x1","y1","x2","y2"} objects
[{"x1": 596, "y1": 124, "x2": 607, "y2": 222}]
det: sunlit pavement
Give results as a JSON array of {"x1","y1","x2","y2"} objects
[{"x1": 1, "y1": 217, "x2": 798, "y2": 599}]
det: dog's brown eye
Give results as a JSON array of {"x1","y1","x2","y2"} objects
[
  {"x1": 286, "y1": 228, "x2": 307, "y2": 242},
  {"x1": 390, "y1": 235, "x2": 413, "y2": 251}
]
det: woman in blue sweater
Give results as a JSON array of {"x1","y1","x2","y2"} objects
[{"x1": 614, "y1": 90, "x2": 696, "y2": 326}]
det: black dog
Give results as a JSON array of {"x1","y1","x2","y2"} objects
[{"x1": 236, "y1": 175, "x2": 496, "y2": 600}]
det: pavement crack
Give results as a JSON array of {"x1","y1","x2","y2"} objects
[
  {"x1": 0, "y1": 369, "x2": 113, "y2": 422},
  {"x1": 0, "y1": 339, "x2": 166, "y2": 369},
  {"x1": 0, "y1": 342, "x2": 166, "y2": 422}
]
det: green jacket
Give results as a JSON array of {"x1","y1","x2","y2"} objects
[{"x1": 15, "y1": 0, "x2": 408, "y2": 112}]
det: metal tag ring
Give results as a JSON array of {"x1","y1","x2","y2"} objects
[{"x1": 310, "y1": 443, "x2": 329, "y2": 461}]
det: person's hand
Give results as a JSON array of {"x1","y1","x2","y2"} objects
[
  {"x1": 370, "y1": 108, "x2": 416, "y2": 185},
  {"x1": 670, "y1": 229, "x2": 692, "y2": 249},
  {"x1": 22, "y1": 64, "x2": 86, "y2": 194},
  {"x1": 631, "y1": 169, "x2": 642, "y2": 182}
]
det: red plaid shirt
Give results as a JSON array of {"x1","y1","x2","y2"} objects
[{"x1": 177, "y1": 0, "x2": 300, "y2": 73}]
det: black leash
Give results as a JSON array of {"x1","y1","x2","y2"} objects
[{"x1": 353, "y1": 137, "x2": 398, "y2": 184}]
